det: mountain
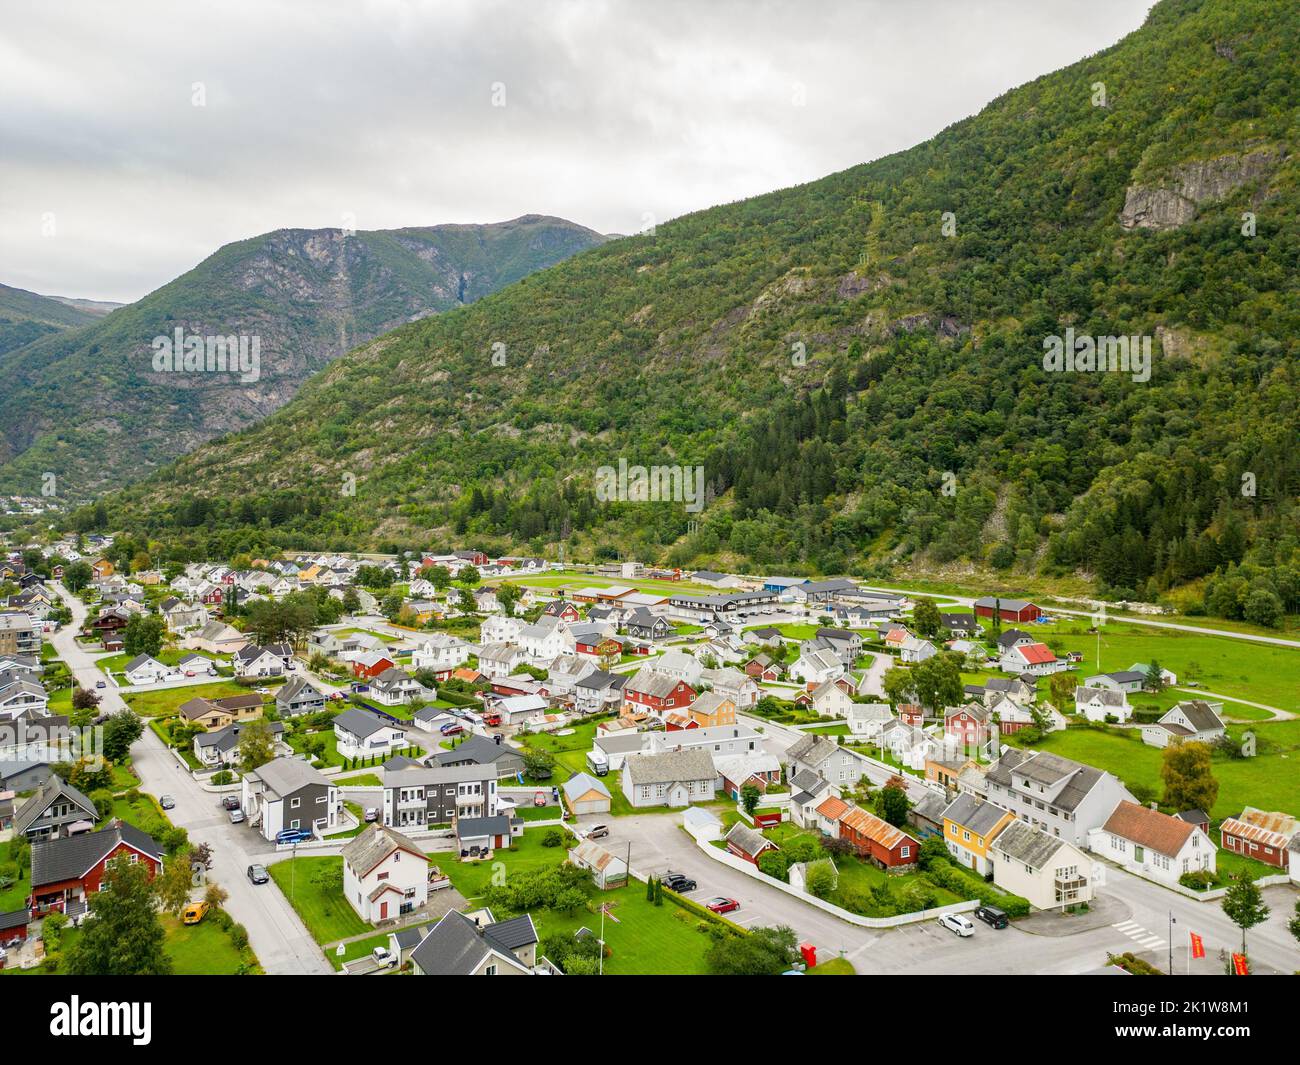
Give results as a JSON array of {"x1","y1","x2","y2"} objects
[
  {"x1": 0, "y1": 283, "x2": 100, "y2": 358},
  {"x1": 0, "y1": 215, "x2": 607, "y2": 495},
  {"x1": 98, "y1": 0, "x2": 1300, "y2": 625}
]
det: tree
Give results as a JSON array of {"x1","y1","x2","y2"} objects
[
  {"x1": 882, "y1": 666, "x2": 914, "y2": 708},
  {"x1": 1144, "y1": 660, "x2": 1166, "y2": 692},
  {"x1": 238, "y1": 718, "x2": 276, "y2": 770},
  {"x1": 123, "y1": 613, "x2": 164, "y2": 657},
  {"x1": 64, "y1": 858, "x2": 171, "y2": 975},
  {"x1": 804, "y1": 861, "x2": 836, "y2": 899},
  {"x1": 101, "y1": 710, "x2": 144, "y2": 763},
  {"x1": 522, "y1": 747, "x2": 555, "y2": 779},
  {"x1": 1220, "y1": 872, "x2": 1269, "y2": 955},
  {"x1": 910, "y1": 652, "x2": 964, "y2": 714},
  {"x1": 72, "y1": 686, "x2": 101, "y2": 711},
  {"x1": 912, "y1": 597, "x2": 942, "y2": 638},
  {"x1": 456, "y1": 588, "x2": 477, "y2": 614},
  {"x1": 156, "y1": 851, "x2": 195, "y2": 915},
  {"x1": 739, "y1": 783, "x2": 761, "y2": 816},
  {"x1": 62, "y1": 560, "x2": 93, "y2": 593},
  {"x1": 877, "y1": 781, "x2": 911, "y2": 827},
  {"x1": 705, "y1": 924, "x2": 799, "y2": 975},
  {"x1": 1160, "y1": 741, "x2": 1218, "y2": 812},
  {"x1": 1048, "y1": 671, "x2": 1075, "y2": 711},
  {"x1": 496, "y1": 583, "x2": 521, "y2": 616},
  {"x1": 458, "y1": 564, "x2": 481, "y2": 587}
]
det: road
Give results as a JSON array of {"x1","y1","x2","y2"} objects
[{"x1": 50, "y1": 583, "x2": 332, "y2": 975}]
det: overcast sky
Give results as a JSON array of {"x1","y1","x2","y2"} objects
[{"x1": 0, "y1": 0, "x2": 1153, "y2": 303}]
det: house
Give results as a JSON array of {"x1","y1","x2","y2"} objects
[
  {"x1": 789, "y1": 647, "x2": 843, "y2": 685},
  {"x1": 809, "y1": 628, "x2": 862, "y2": 665},
  {"x1": 814, "y1": 795, "x2": 851, "y2": 837},
  {"x1": 159, "y1": 597, "x2": 208, "y2": 633},
  {"x1": 178, "y1": 692, "x2": 264, "y2": 730},
  {"x1": 176, "y1": 652, "x2": 217, "y2": 676},
  {"x1": 29, "y1": 822, "x2": 163, "y2": 919},
  {"x1": 974, "y1": 597, "x2": 1041, "y2": 623},
  {"x1": 624, "y1": 608, "x2": 672, "y2": 641},
  {"x1": 0, "y1": 677, "x2": 49, "y2": 720},
  {"x1": 562, "y1": 772, "x2": 611, "y2": 816},
  {"x1": 0, "y1": 614, "x2": 40, "y2": 657},
  {"x1": 942, "y1": 793, "x2": 1015, "y2": 875},
  {"x1": 681, "y1": 691, "x2": 736, "y2": 730},
  {"x1": 908, "y1": 790, "x2": 951, "y2": 839},
  {"x1": 233, "y1": 644, "x2": 286, "y2": 678},
  {"x1": 381, "y1": 763, "x2": 498, "y2": 830},
  {"x1": 185, "y1": 620, "x2": 247, "y2": 655},
  {"x1": 341, "y1": 823, "x2": 429, "y2": 923},
  {"x1": 479, "y1": 615, "x2": 525, "y2": 645},
  {"x1": 478, "y1": 642, "x2": 527, "y2": 679},
  {"x1": 541, "y1": 600, "x2": 581, "y2": 623},
  {"x1": 122, "y1": 654, "x2": 175, "y2": 685},
  {"x1": 434, "y1": 734, "x2": 526, "y2": 779},
  {"x1": 744, "y1": 654, "x2": 783, "y2": 682},
  {"x1": 352, "y1": 650, "x2": 398, "y2": 680},
  {"x1": 568, "y1": 838, "x2": 627, "y2": 888},
  {"x1": 788, "y1": 769, "x2": 835, "y2": 829},
  {"x1": 1219, "y1": 808, "x2": 1298, "y2": 870},
  {"x1": 838, "y1": 806, "x2": 919, "y2": 869},
  {"x1": 1084, "y1": 670, "x2": 1147, "y2": 694},
  {"x1": 845, "y1": 701, "x2": 893, "y2": 739},
  {"x1": 487, "y1": 693, "x2": 550, "y2": 728},
  {"x1": 715, "y1": 751, "x2": 782, "y2": 799},
  {"x1": 787, "y1": 578, "x2": 857, "y2": 606},
  {"x1": 783, "y1": 733, "x2": 870, "y2": 787},
  {"x1": 986, "y1": 692, "x2": 1044, "y2": 734},
  {"x1": 900, "y1": 636, "x2": 937, "y2": 664},
  {"x1": 944, "y1": 704, "x2": 991, "y2": 749},
  {"x1": 984, "y1": 749, "x2": 1135, "y2": 846},
  {"x1": 0, "y1": 713, "x2": 73, "y2": 763},
  {"x1": 517, "y1": 616, "x2": 575, "y2": 662},
  {"x1": 1000, "y1": 641, "x2": 1064, "y2": 676},
  {"x1": 410, "y1": 909, "x2": 540, "y2": 976},
  {"x1": 13, "y1": 776, "x2": 99, "y2": 841},
  {"x1": 0, "y1": 759, "x2": 51, "y2": 794},
  {"x1": 193, "y1": 720, "x2": 286, "y2": 768},
  {"x1": 940, "y1": 613, "x2": 982, "y2": 638},
  {"x1": 369, "y1": 667, "x2": 432, "y2": 706},
  {"x1": 455, "y1": 814, "x2": 514, "y2": 856},
  {"x1": 1089, "y1": 801, "x2": 1215, "y2": 888},
  {"x1": 621, "y1": 748, "x2": 717, "y2": 808},
  {"x1": 242, "y1": 758, "x2": 339, "y2": 841},
  {"x1": 1129, "y1": 662, "x2": 1177, "y2": 686},
  {"x1": 724, "y1": 821, "x2": 778, "y2": 864},
  {"x1": 794, "y1": 679, "x2": 854, "y2": 719},
  {"x1": 650, "y1": 649, "x2": 705, "y2": 687},
  {"x1": 411, "y1": 634, "x2": 472, "y2": 673},
  {"x1": 573, "y1": 669, "x2": 626, "y2": 716},
  {"x1": 989, "y1": 821, "x2": 1092, "y2": 910},
  {"x1": 1074, "y1": 686, "x2": 1132, "y2": 723},
  {"x1": 276, "y1": 676, "x2": 327, "y2": 717},
  {"x1": 1140, "y1": 701, "x2": 1226, "y2": 749},
  {"x1": 334, "y1": 708, "x2": 407, "y2": 760},
  {"x1": 697, "y1": 666, "x2": 758, "y2": 709},
  {"x1": 623, "y1": 670, "x2": 695, "y2": 717}
]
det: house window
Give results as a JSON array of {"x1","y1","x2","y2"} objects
[{"x1": 290, "y1": 798, "x2": 300, "y2": 809}]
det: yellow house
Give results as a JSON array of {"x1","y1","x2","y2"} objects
[
  {"x1": 688, "y1": 691, "x2": 736, "y2": 728},
  {"x1": 942, "y1": 793, "x2": 1015, "y2": 876},
  {"x1": 91, "y1": 558, "x2": 115, "y2": 578},
  {"x1": 298, "y1": 564, "x2": 323, "y2": 584}
]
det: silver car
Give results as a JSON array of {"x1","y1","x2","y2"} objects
[{"x1": 228, "y1": 808, "x2": 246, "y2": 824}]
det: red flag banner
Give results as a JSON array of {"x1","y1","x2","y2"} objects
[
  {"x1": 1189, "y1": 932, "x2": 1205, "y2": 960},
  {"x1": 1231, "y1": 952, "x2": 1249, "y2": 975}
]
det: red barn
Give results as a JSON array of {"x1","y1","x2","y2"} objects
[
  {"x1": 29, "y1": 823, "x2": 163, "y2": 918},
  {"x1": 838, "y1": 807, "x2": 919, "y2": 870},
  {"x1": 351, "y1": 653, "x2": 396, "y2": 679},
  {"x1": 974, "y1": 597, "x2": 1041, "y2": 623},
  {"x1": 1219, "y1": 809, "x2": 1297, "y2": 870}
]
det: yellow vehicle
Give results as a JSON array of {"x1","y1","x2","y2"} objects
[{"x1": 182, "y1": 901, "x2": 210, "y2": 925}]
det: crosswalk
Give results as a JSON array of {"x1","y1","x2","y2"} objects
[{"x1": 1113, "y1": 919, "x2": 1166, "y2": 951}]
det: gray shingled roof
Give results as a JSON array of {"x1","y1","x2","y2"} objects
[
  {"x1": 341, "y1": 823, "x2": 425, "y2": 877},
  {"x1": 252, "y1": 756, "x2": 331, "y2": 798},
  {"x1": 623, "y1": 747, "x2": 716, "y2": 785},
  {"x1": 990, "y1": 820, "x2": 1069, "y2": 868},
  {"x1": 30, "y1": 824, "x2": 162, "y2": 887},
  {"x1": 941, "y1": 793, "x2": 1008, "y2": 836},
  {"x1": 14, "y1": 776, "x2": 97, "y2": 835}
]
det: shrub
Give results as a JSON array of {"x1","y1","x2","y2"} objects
[
  {"x1": 541, "y1": 829, "x2": 566, "y2": 848},
  {"x1": 1179, "y1": 870, "x2": 1215, "y2": 890}
]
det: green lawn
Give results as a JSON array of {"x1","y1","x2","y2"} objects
[
  {"x1": 0, "y1": 841, "x2": 31, "y2": 911},
  {"x1": 125, "y1": 680, "x2": 261, "y2": 718},
  {"x1": 433, "y1": 828, "x2": 571, "y2": 900},
  {"x1": 808, "y1": 957, "x2": 856, "y2": 975},
  {"x1": 1007, "y1": 723, "x2": 1300, "y2": 820},
  {"x1": 98, "y1": 648, "x2": 222, "y2": 674},
  {"x1": 268, "y1": 856, "x2": 372, "y2": 944},
  {"x1": 162, "y1": 914, "x2": 255, "y2": 975},
  {"x1": 334, "y1": 772, "x2": 383, "y2": 787}
]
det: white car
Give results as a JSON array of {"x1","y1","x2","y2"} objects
[
  {"x1": 938, "y1": 913, "x2": 975, "y2": 938},
  {"x1": 371, "y1": 946, "x2": 397, "y2": 969}
]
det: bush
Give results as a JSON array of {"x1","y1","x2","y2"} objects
[
  {"x1": 1179, "y1": 869, "x2": 1215, "y2": 891},
  {"x1": 229, "y1": 924, "x2": 249, "y2": 950},
  {"x1": 923, "y1": 858, "x2": 1030, "y2": 917},
  {"x1": 541, "y1": 829, "x2": 566, "y2": 848},
  {"x1": 756, "y1": 850, "x2": 791, "y2": 882}
]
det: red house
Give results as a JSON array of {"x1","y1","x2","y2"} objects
[
  {"x1": 202, "y1": 586, "x2": 225, "y2": 605},
  {"x1": 455, "y1": 550, "x2": 489, "y2": 566},
  {"x1": 723, "y1": 822, "x2": 778, "y2": 865},
  {"x1": 898, "y1": 703, "x2": 925, "y2": 727},
  {"x1": 352, "y1": 653, "x2": 396, "y2": 679},
  {"x1": 29, "y1": 823, "x2": 163, "y2": 918},
  {"x1": 1219, "y1": 809, "x2": 1297, "y2": 870},
  {"x1": 945, "y1": 704, "x2": 990, "y2": 748},
  {"x1": 576, "y1": 635, "x2": 621, "y2": 659},
  {"x1": 542, "y1": 601, "x2": 581, "y2": 623},
  {"x1": 974, "y1": 597, "x2": 1041, "y2": 623},
  {"x1": 622, "y1": 672, "x2": 695, "y2": 715},
  {"x1": 838, "y1": 807, "x2": 919, "y2": 869},
  {"x1": 0, "y1": 909, "x2": 29, "y2": 956}
]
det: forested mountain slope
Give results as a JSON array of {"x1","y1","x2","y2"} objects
[{"x1": 100, "y1": 0, "x2": 1299, "y2": 624}]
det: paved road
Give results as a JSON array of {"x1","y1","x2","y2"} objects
[{"x1": 50, "y1": 583, "x2": 332, "y2": 975}]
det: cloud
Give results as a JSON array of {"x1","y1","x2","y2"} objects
[{"x1": 0, "y1": 0, "x2": 1153, "y2": 302}]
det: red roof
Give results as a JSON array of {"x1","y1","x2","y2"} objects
[{"x1": 1016, "y1": 642, "x2": 1057, "y2": 664}]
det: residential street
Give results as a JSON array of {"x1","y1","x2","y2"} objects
[{"x1": 50, "y1": 583, "x2": 332, "y2": 975}]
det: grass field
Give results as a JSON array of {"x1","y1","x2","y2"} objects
[
  {"x1": 162, "y1": 914, "x2": 255, "y2": 975},
  {"x1": 492, "y1": 570, "x2": 719, "y2": 596},
  {"x1": 432, "y1": 828, "x2": 569, "y2": 900},
  {"x1": 268, "y1": 856, "x2": 372, "y2": 944},
  {"x1": 124, "y1": 679, "x2": 261, "y2": 718},
  {"x1": 0, "y1": 841, "x2": 30, "y2": 911}
]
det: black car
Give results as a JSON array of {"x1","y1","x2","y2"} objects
[
  {"x1": 246, "y1": 864, "x2": 269, "y2": 885},
  {"x1": 221, "y1": 796, "x2": 240, "y2": 811},
  {"x1": 975, "y1": 904, "x2": 1008, "y2": 929},
  {"x1": 660, "y1": 872, "x2": 697, "y2": 893}
]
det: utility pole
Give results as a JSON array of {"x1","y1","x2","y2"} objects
[{"x1": 1168, "y1": 912, "x2": 1175, "y2": 975}]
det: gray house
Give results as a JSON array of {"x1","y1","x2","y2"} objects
[
  {"x1": 432, "y1": 734, "x2": 525, "y2": 779},
  {"x1": 381, "y1": 763, "x2": 499, "y2": 829},
  {"x1": 241, "y1": 757, "x2": 338, "y2": 841},
  {"x1": 983, "y1": 749, "x2": 1134, "y2": 846},
  {"x1": 13, "y1": 776, "x2": 99, "y2": 841},
  {"x1": 783, "y1": 733, "x2": 871, "y2": 788},
  {"x1": 276, "y1": 676, "x2": 328, "y2": 717}
]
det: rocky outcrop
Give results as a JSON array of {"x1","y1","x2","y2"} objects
[{"x1": 1119, "y1": 148, "x2": 1279, "y2": 230}]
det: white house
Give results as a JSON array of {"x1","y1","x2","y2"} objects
[
  {"x1": 369, "y1": 668, "x2": 432, "y2": 706},
  {"x1": 341, "y1": 824, "x2": 430, "y2": 924},
  {"x1": 1088, "y1": 800, "x2": 1215, "y2": 888},
  {"x1": 334, "y1": 708, "x2": 408, "y2": 760},
  {"x1": 899, "y1": 637, "x2": 936, "y2": 664},
  {"x1": 1074, "y1": 685, "x2": 1132, "y2": 723},
  {"x1": 998, "y1": 641, "x2": 1066, "y2": 676},
  {"x1": 478, "y1": 615, "x2": 524, "y2": 645},
  {"x1": 845, "y1": 702, "x2": 893, "y2": 739},
  {"x1": 1140, "y1": 701, "x2": 1226, "y2": 749},
  {"x1": 123, "y1": 654, "x2": 175, "y2": 685},
  {"x1": 233, "y1": 644, "x2": 285, "y2": 678},
  {"x1": 990, "y1": 821, "x2": 1094, "y2": 910},
  {"x1": 652, "y1": 649, "x2": 705, "y2": 687},
  {"x1": 516, "y1": 616, "x2": 575, "y2": 662},
  {"x1": 789, "y1": 648, "x2": 843, "y2": 685},
  {"x1": 411, "y1": 633, "x2": 472, "y2": 673},
  {"x1": 697, "y1": 666, "x2": 759, "y2": 709},
  {"x1": 621, "y1": 748, "x2": 717, "y2": 808},
  {"x1": 478, "y1": 642, "x2": 526, "y2": 679},
  {"x1": 796, "y1": 679, "x2": 854, "y2": 719}
]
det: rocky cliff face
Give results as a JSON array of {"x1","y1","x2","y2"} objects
[
  {"x1": 1119, "y1": 147, "x2": 1280, "y2": 229},
  {"x1": 0, "y1": 215, "x2": 606, "y2": 496}
]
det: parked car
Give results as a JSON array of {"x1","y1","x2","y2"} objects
[
  {"x1": 182, "y1": 901, "x2": 210, "y2": 925},
  {"x1": 275, "y1": 828, "x2": 313, "y2": 844},
  {"x1": 439, "y1": 722, "x2": 463, "y2": 736},
  {"x1": 221, "y1": 796, "x2": 240, "y2": 811},
  {"x1": 95, "y1": 680, "x2": 106, "y2": 689},
  {"x1": 975, "y1": 905, "x2": 1008, "y2": 929},
  {"x1": 159, "y1": 794, "x2": 176, "y2": 810},
  {"x1": 371, "y1": 946, "x2": 398, "y2": 969},
  {"x1": 586, "y1": 824, "x2": 609, "y2": 839},
  {"x1": 939, "y1": 913, "x2": 975, "y2": 937},
  {"x1": 228, "y1": 808, "x2": 246, "y2": 824},
  {"x1": 661, "y1": 872, "x2": 697, "y2": 892},
  {"x1": 706, "y1": 897, "x2": 740, "y2": 914},
  {"x1": 533, "y1": 791, "x2": 548, "y2": 807},
  {"x1": 246, "y1": 864, "x2": 269, "y2": 884},
  {"x1": 364, "y1": 807, "x2": 379, "y2": 823}
]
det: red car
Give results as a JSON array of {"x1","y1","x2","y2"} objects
[{"x1": 706, "y1": 897, "x2": 740, "y2": 915}]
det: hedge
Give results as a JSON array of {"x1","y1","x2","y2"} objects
[{"x1": 923, "y1": 859, "x2": 1031, "y2": 918}]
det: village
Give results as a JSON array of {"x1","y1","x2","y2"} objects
[{"x1": 0, "y1": 542, "x2": 1298, "y2": 977}]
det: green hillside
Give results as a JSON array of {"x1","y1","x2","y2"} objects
[
  {"x1": 0, "y1": 282, "x2": 99, "y2": 358},
  {"x1": 97, "y1": 0, "x2": 1299, "y2": 626},
  {"x1": 0, "y1": 214, "x2": 606, "y2": 495}
]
